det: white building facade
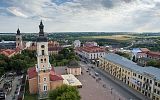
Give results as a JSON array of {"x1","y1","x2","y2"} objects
[
  {"x1": 75, "y1": 46, "x2": 105, "y2": 61},
  {"x1": 73, "y1": 40, "x2": 81, "y2": 48}
]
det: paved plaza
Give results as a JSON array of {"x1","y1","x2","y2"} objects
[{"x1": 77, "y1": 67, "x2": 126, "y2": 100}]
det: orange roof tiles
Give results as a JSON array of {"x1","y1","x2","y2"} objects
[
  {"x1": 28, "y1": 67, "x2": 37, "y2": 79},
  {"x1": 0, "y1": 49, "x2": 16, "y2": 57},
  {"x1": 76, "y1": 46, "x2": 105, "y2": 53},
  {"x1": 50, "y1": 74, "x2": 63, "y2": 81},
  {"x1": 28, "y1": 67, "x2": 63, "y2": 81},
  {"x1": 147, "y1": 51, "x2": 160, "y2": 57},
  {"x1": 140, "y1": 48, "x2": 150, "y2": 53}
]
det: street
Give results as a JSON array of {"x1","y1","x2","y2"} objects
[
  {"x1": 79, "y1": 61, "x2": 150, "y2": 100},
  {"x1": 0, "y1": 75, "x2": 22, "y2": 100}
]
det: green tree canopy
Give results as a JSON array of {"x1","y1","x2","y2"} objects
[
  {"x1": 48, "y1": 85, "x2": 81, "y2": 100},
  {"x1": 147, "y1": 60, "x2": 157, "y2": 66},
  {"x1": 115, "y1": 52, "x2": 131, "y2": 60}
]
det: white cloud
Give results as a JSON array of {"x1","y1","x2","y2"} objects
[
  {"x1": 0, "y1": 0, "x2": 160, "y2": 32},
  {"x1": 7, "y1": 7, "x2": 28, "y2": 18}
]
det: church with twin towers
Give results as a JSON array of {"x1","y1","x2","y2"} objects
[{"x1": 27, "y1": 21, "x2": 63, "y2": 98}]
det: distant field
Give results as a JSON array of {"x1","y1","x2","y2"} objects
[{"x1": 81, "y1": 35, "x2": 136, "y2": 41}]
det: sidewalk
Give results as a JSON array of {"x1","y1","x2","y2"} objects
[{"x1": 93, "y1": 65, "x2": 151, "y2": 100}]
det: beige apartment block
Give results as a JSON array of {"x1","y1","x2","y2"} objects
[{"x1": 99, "y1": 53, "x2": 160, "y2": 100}]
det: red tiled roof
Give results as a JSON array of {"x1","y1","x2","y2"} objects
[
  {"x1": 50, "y1": 67, "x2": 55, "y2": 75},
  {"x1": 76, "y1": 46, "x2": 105, "y2": 53},
  {"x1": 140, "y1": 48, "x2": 150, "y2": 53},
  {"x1": 0, "y1": 49, "x2": 16, "y2": 57},
  {"x1": 48, "y1": 47, "x2": 63, "y2": 51},
  {"x1": 147, "y1": 51, "x2": 160, "y2": 57},
  {"x1": 28, "y1": 67, "x2": 63, "y2": 81},
  {"x1": 137, "y1": 52, "x2": 147, "y2": 54},
  {"x1": 50, "y1": 74, "x2": 63, "y2": 81},
  {"x1": 28, "y1": 67, "x2": 37, "y2": 79},
  {"x1": 50, "y1": 67, "x2": 63, "y2": 81}
]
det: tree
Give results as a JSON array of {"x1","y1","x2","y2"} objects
[
  {"x1": 115, "y1": 52, "x2": 131, "y2": 60},
  {"x1": 48, "y1": 85, "x2": 81, "y2": 100},
  {"x1": 147, "y1": 60, "x2": 159, "y2": 67}
]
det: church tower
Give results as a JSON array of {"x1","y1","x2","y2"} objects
[
  {"x1": 36, "y1": 21, "x2": 51, "y2": 96},
  {"x1": 16, "y1": 28, "x2": 23, "y2": 49}
]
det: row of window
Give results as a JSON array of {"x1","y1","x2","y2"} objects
[
  {"x1": 41, "y1": 58, "x2": 47, "y2": 63},
  {"x1": 154, "y1": 89, "x2": 160, "y2": 95},
  {"x1": 144, "y1": 78, "x2": 152, "y2": 84},
  {"x1": 101, "y1": 60, "x2": 160, "y2": 100},
  {"x1": 155, "y1": 82, "x2": 160, "y2": 87},
  {"x1": 133, "y1": 73, "x2": 153, "y2": 84},
  {"x1": 39, "y1": 76, "x2": 47, "y2": 82},
  {"x1": 153, "y1": 96, "x2": 159, "y2": 100}
]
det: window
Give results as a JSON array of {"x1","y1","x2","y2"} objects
[
  {"x1": 135, "y1": 73, "x2": 137, "y2": 77},
  {"x1": 41, "y1": 45, "x2": 45, "y2": 48},
  {"x1": 154, "y1": 89, "x2": 156, "y2": 93},
  {"x1": 155, "y1": 82, "x2": 157, "y2": 86},
  {"x1": 44, "y1": 77, "x2": 47, "y2": 81},
  {"x1": 153, "y1": 96, "x2": 155, "y2": 100},
  {"x1": 146, "y1": 79, "x2": 149, "y2": 82},
  {"x1": 41, "y1": 59, "x2": 43, "y2": 63},
  {"x1": 150, "y1": 80, "x2": 152, "y2": 84},
  {"x1": 43, "y1": 85, "x2": 47, "y2": 91},
  {"x1": 44, "y1": 58, "x2": 46, "y2": 63},
  {"x1": 158, "y1": 83, "x2": 160, "y2": 87},
  {"x1": 42, "y1": 50, "x2": 44, "y2": 55},
  {"x1": 149, "y1": 87, "x2": 151, "y2": 91},
  {"x1": 157, "y1": 91, "x2": 160, "y2": 95}
]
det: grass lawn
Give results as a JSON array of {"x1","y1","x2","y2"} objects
[
  {"x1": 24, "y1": 80, "x2": 38, "y2": 100},
  {"x1": 81, "y1": 35, "x2": 136, "y2": 40}
]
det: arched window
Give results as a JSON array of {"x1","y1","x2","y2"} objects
[
  {"x1": 41, "y1": 59, "x2": 43, "y2": 63},
  {"x1": 43, "y1": 84, "x2": 47, "y2": 91},
  {"x1": 44, "y1": 58, "x2": 46, "y2": 63},
  {"x1": 41, "y1": 45, "x2": 45, "y2": 48},
  {"x1": 42, "y1": 50, "x2": 44, "y2": 55}
]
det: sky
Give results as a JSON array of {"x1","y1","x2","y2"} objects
[{"x1": 0, "y1": 0, "x2": 160, "y2": 33}]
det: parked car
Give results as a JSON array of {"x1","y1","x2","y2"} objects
[{"x1": 95, "y1": 72, "x2": 99, "y2": 76}]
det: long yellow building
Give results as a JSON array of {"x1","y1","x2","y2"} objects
[{"x1": 99, "y1": 53, "x2": 160, "y2": 100}]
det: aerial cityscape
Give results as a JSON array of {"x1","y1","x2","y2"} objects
[{"x1": 0, "y1": 0, "x2": 160, "y2": 100}]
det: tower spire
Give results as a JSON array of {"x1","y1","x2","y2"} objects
[
  {"x1": 37, "y1": 20, "x2": 48, "y2": 42},
  {"x1": 17, "y1": 28, "x2": 21, "y2": 35},
  {"x1": 39, "y1": 20, "x2": 44, "y2": 36}
]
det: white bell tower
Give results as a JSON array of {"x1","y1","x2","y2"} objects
[{"x1": 36, "y1": 21, "x2": 51, "y2": 95}]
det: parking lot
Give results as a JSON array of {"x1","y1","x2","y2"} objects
[
  {"x1": 0, "y1": 73, "x2": 22, "y2": 100},
  {"x1": 77, "y1": 64, "x2": 126, "y2": 100}
]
